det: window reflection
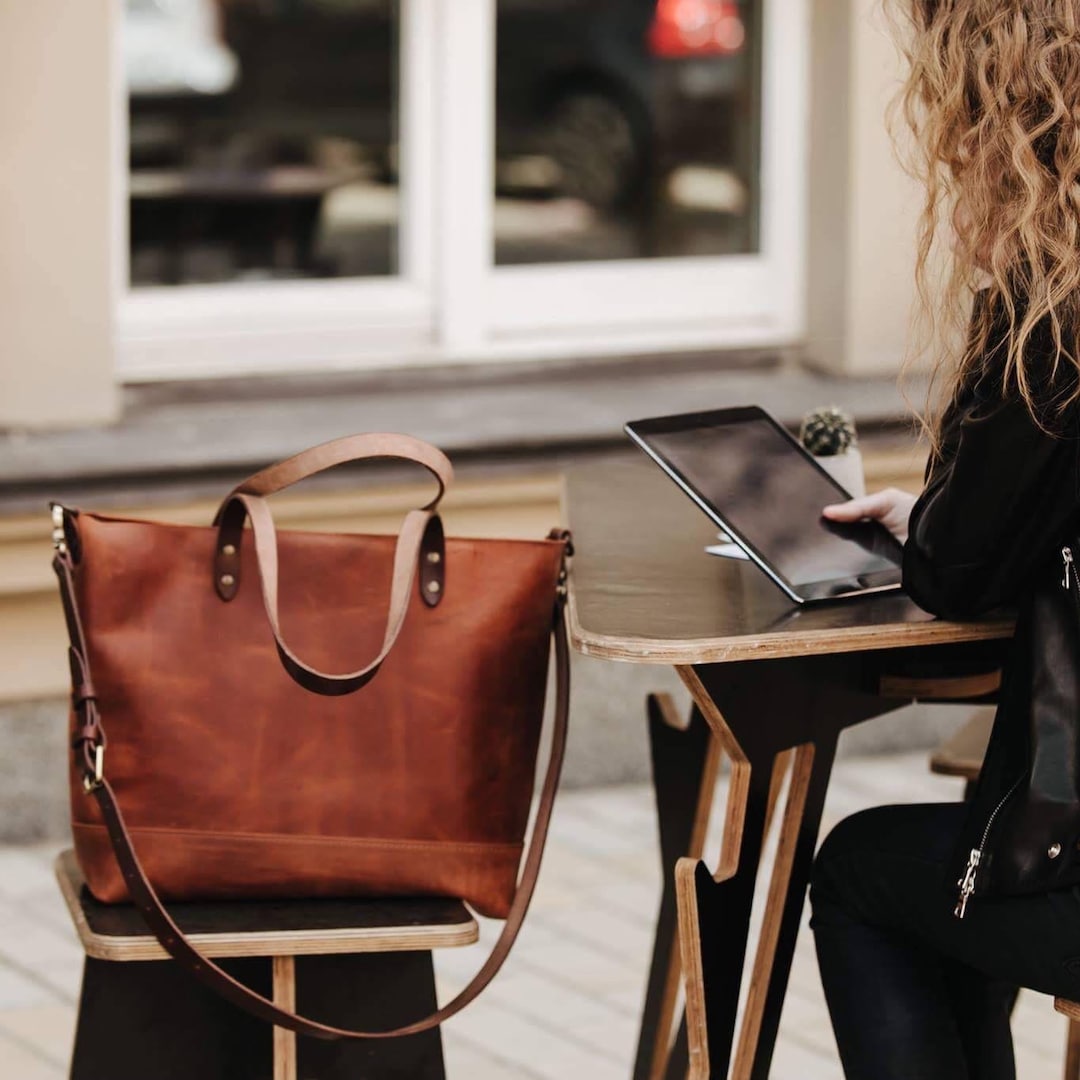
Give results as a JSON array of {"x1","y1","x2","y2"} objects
[
  {"x1": 494, "y1": 0, "x2": 761, "y2": 266},
  {"x1": 126, "y1": 0, "x2": 398, "y2": 287}
]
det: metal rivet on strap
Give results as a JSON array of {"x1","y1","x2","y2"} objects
[
  {"x1": 1049, "y1": 842, "x2": 1062, "y2": 859},
  {"x1": 426, "y1": 580, "x2": 441, "y2": 594},
  {"x1": 222, "y1": 544, "x2": 236, "y2": 557},
  {"x1": 426, "y1": 551, "x2": 441, "y2": 565},
  {"x1": 220, "y1": 574, "x2": 235, "y2": 588}
]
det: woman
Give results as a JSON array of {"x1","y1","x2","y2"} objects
[{"x1": 810, "y1": 1, "x2": 1080, "y2": 1077}]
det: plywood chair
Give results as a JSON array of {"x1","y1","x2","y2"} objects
[
  {"x1": 56, "y1": 850, "x2": 479, "y2": 1080},
  {"x1": 931, "y1": 711, "x2": 1080, "y2": 1080}
]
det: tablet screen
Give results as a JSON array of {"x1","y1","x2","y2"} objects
[{"x1": 630, "y1": 410, "x2": 902, "y2": 593}]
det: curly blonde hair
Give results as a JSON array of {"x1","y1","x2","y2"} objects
[{"x1": 891, "y1": 0, "x2": 1080, "y2": 442}]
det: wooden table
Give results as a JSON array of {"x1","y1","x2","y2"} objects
[
  {"x1": 129, "y1": 165, "x2": 358, "y2": 283},
  {"x1": 564, "y1": 459, "x2": 1015, "y2": 1080}
]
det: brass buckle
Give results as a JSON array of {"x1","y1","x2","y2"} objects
[
  {"x1": 82, "y1": 744, "x2": 104, "y2": 793},
  {"x1": 51, "y1": 504, "x2": 68, "y2": 556}
]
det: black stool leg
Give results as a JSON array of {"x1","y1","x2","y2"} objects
[
  {"x1": 297, "y1": 952, "x2": 446, "y2": 1079},
  {"x1": 69, "y1": 952, "x2": 446, "y2": 1080},
  {"x1": 71, "y1": 956, "x2": 272, "y2": 1080}
]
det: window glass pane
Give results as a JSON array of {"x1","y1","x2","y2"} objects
[
  {"x1": 126, "y1": 0, "x2": 398, "y2": 287},
  {"x1": 494, "y1": 0, "x2": 761, "y2": 266}
]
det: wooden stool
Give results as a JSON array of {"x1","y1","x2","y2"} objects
[
  {"x1": 56, "y1": 850, "x2": 479, "y2": 1080},
  {"x1": 1054, "y1": 1000, "x2": 1080, "y2": 1078},
  {"x1": 931, "y1": 712, "x2": 1080, "y2": 1080},
  {"x1": 929, "y1": 707, "x2": 994, "y2": 799}
]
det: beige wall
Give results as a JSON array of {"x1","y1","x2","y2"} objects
[
  {"x1": 0, "y1": 0, "x2": 118, "y2": 429},
  {"x1": 0, "y1": 442, "x2": 930, "y2": 706},
  {"x1": 0, "y1": 1, "x2": 919, "y2": 427},
  {"x1": 0, "y1": 475, "x2": 565, "y2": 704},
  {"x1": 807, "y1": 0, "x2": 923, "y2": 376}
]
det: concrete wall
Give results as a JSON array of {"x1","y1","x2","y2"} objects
[{"x1": 0, "y1": 0, "x2": 118, "y2": 429}]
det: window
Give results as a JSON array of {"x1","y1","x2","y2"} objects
[
  {"x1": 493, "y1": 0, "x2": 761, "y2": 267},
  {"x1": 115, "y1": 0, "x2": 807, "y2": 380},
  {"x1": 126, "y1": 0, "x2": 400, "y2": 286}
]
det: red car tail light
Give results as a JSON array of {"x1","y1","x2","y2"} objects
[{"x1": 648, "y1": 0, "x2": 746, "y2": 59}]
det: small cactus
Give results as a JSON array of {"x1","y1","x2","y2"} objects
[{"x1": 799, "y1": 406, "x2": 858, "y2": 457}]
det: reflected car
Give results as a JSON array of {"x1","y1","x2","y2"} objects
[
  {"x1": 128, "y1": 0, "x2": 751, "y2": 211},
  {"x1": 497, "y1": 0, "x2": 751, "y2": 209}
]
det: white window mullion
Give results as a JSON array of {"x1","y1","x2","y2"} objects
[
  {"x1": 399, "y1": 0, "x2": 437, "y2": 291},
  {"x1": 434, "y1": 0, "x2": 494, "y2": 355},
  {"x1": 759, "y1": 0, "x2": 809, "y2": 342}
]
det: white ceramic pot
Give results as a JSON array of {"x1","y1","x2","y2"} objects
[{"x1": 815, "y1": 447, "x2": 865, "y2": 499}]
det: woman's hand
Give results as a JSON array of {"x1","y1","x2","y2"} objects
[{"x1": 822, "y1": 488, "x2": 918, "y2": 544}]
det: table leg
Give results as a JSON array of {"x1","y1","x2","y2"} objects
[
  {"x1": 734, "y1": 738, "x2": 838, "y2": 1080},
  {"x1": 633, "y1": 693, "x2": 722, "y2": 1080},
  {"x1": 656, "y1": 746, "x2": 796, "y2": 1080},
  {"x1": 673, "y1": 653, "x2": 911, "y2": 1079},
  {"x1": 674, "y1": 728, "x2": 780, "y2": 1080}
]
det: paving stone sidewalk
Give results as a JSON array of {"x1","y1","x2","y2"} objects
[{"x1": 0, "y1": 752, "x2": 1068, "y2": 1079}]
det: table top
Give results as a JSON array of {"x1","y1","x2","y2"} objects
[
  {"x1": 56, "y1": 851, "x2": 478, "y2": 962},
  {"x1": 563, "y1": 458, "x2": 1015, "y2": 665}
]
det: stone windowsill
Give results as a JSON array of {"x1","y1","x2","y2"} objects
[{"x1": 0, "y1": 350, "x2": 917, "y2": 514}]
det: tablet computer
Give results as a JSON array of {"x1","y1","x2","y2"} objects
[{"x1": 624, "y1": 405, "x2": 904, "y2": 604}]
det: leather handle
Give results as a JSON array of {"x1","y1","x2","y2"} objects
[
  {"x1": 54, "y1": 536, "x2": 572, "y2": 1041},
  {"x1": 219, "y1": 494, "x2": 443, "y2": 696},
  {"x1": 223, "y1": 433, "x2": 454, "y2": 506},
  {"x1": 214, "y1": 434, "x2": 453, "y2": 603},
  {"x1": 211, "y1": 434, "x2": 452, "y2": 695}
]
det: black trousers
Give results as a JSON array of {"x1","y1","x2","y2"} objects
[{"x1": 810, "y1": 802, "x2": 1080, "y2": 1080}]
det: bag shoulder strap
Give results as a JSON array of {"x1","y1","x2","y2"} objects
[{"x1": 53, "y1": 533, "x2": 572, "y2": 1042}]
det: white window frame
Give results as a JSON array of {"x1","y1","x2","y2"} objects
[{"x1": 114, "y1": 0, "x2": 808, "y2": 382}]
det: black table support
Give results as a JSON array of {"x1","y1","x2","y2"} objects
[
  {"x1": 686, "y1": 652, "x2": 900, "y2": 1080},
  {"x1": 633, "y1": 696, "x2": 718, "y2": 1080},
  {"x1": 636, "y1": 644, "x2": 1005, "y2": 1079}
]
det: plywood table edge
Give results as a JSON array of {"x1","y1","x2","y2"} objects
[
  {"x1": 566, "y1": 593, "x2": 1015, "y2": 664},
  {"x1": 55, "y1": 854, "x2": 480, "y2": 962}
]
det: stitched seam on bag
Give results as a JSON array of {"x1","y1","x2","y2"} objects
[{"x1": 72, "y1": 822, "x2": 523, "y2": 855}]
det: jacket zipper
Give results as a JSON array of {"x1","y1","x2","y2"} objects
[
  {"x1": 954, "y1": 774, "x2": 1023, "y2": 919},
  {"x1": 1064, "y1": 546, "x2": 1079, "y2": 609},
  {"x1": 956, "y1": 544, "x2": 1078, "y2": 919}
]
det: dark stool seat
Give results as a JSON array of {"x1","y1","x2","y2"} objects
[
  {"x1": 929, "y1": 709, "x2": 994, "y2": 785},
  {"x1": 56, "y1": 850, "x2": 479, "y2": 1080}
]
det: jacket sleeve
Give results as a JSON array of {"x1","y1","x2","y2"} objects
[{"x1": 903, "y1": 317, "x2": 1080, "y2": 620}]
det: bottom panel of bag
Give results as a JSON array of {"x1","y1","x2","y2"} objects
[{"x1": 73, "y1": 822, "x2": 522, "y2": 919}]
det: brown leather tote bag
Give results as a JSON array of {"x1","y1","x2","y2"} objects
[{"x1": 52, "y1": 433, "x2": 573, "y2": 1040}]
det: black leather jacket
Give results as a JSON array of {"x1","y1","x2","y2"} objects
[{"x1": 902, "y1": 299, "x2": 1080, "y2": 911}]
